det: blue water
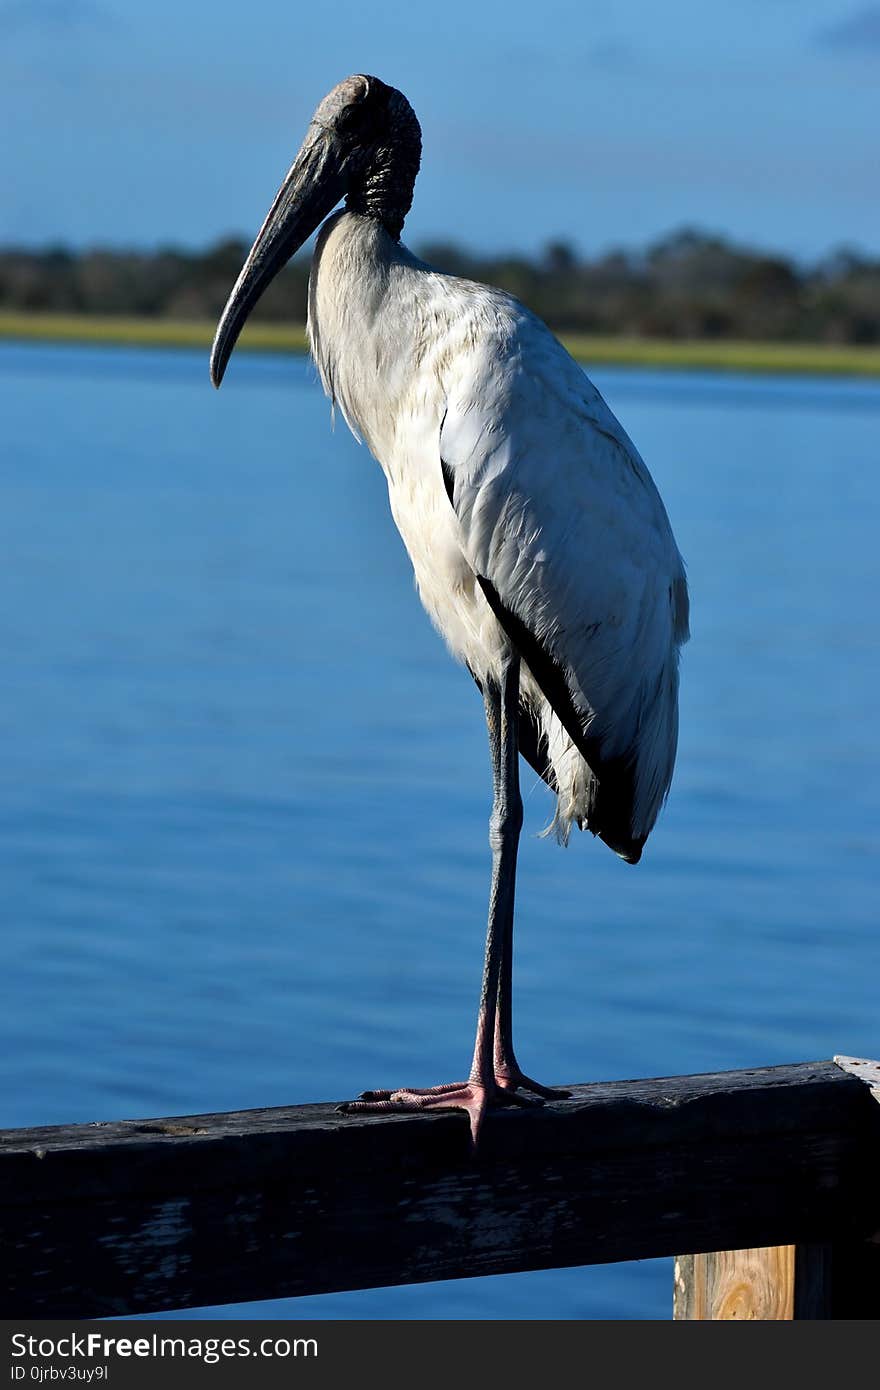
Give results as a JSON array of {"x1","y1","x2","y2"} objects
[{"x1": 2, "y1": 342, "x2": 878, "y2": 1320}]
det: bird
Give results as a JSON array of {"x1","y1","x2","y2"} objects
[{"x1": 210, "y1": 74, "x2": 689, "y2": 1147}]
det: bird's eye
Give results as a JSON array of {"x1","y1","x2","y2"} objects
[{"x1": 336, "y1": 74, "x2": 370, "y2": 132}]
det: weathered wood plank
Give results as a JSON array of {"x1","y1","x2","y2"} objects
[{"x1": 3, "y1": 1061, "x2": 879, "y2": 1317}]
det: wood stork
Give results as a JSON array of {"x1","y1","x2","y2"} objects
[{"x1": 211, "y1": 74, "x2": 689, "y2": 1146}]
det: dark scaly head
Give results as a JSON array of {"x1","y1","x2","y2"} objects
[{"x1": 210, "y1": 75, "x2": 421, "y2": 388}]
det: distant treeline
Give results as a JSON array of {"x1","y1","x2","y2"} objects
[{"x1": 2, "y1": 229, "x2": 878, "y2": 343}]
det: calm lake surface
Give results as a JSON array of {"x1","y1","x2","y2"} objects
[{"x1": 2, "y1": 341, "x2": 878, "y2": 1320}]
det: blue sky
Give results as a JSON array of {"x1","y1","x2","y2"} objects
[{"x1": 1, "y1": 0, "x2": 877, "y2": 259}]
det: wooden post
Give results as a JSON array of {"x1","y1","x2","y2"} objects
[
  {"x1": 674, "y1": 1246, "x2": 809, "y2": 1318},
  {"x1": 674, "y1": 1058, "x2": 880, "y2": 1320},
  {"x1": 674, "y1": 1242, "x2": 880, "y2": 1319}
]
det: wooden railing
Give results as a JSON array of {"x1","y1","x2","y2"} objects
[{"x1": 3, "y1": 1058, "x2": 879, "y2": 1319}]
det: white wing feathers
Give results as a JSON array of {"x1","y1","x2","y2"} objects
[
  {"x1": 440, "y1": 310, "x2": 689, "y2": 850},
  {"x1": 308, "y1": 214, "x2": 686, "y2": 856}
]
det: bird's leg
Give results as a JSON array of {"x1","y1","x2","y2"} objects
[
  {"x1": 458, "y1": 651, "x2": 526, "y2": 1139},
  {"x1": 489, "y1": 660, "x2": 571, "y2": 1103},
  {"x1": 338, "y1": 654, "x2": 543, "y2": 1146}
]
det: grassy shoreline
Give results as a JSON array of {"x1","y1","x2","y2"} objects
[{"x1": 2, "y1": 311, "x2": 879, "y2": 378}]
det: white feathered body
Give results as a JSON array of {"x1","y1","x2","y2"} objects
[{"x1": 308, "y1": 211, "x2": 689, "y2": 858}]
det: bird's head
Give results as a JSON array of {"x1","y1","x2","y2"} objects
[{"x1": 210, "y1": 74, "x2": 421, "y2": 388}]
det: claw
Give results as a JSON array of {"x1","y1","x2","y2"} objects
[{"x1": 338, "y1": 1073, "x2": 562, "y2": 1149}]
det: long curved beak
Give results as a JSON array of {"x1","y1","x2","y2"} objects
[{"x1": 210, "y1": 125, "x2": 347, "y2": 387}]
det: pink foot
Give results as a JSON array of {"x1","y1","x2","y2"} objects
[{"x1": 338, "y1": 1079, "x2": 541, "y2": 1148}]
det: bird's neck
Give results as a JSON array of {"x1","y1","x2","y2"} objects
[
  {"x1": 345, "y1": 107, "x2": 421, "y2": 241},
  {"x1": 308, "y1": 212, "x2": 430, "y2": 459}
]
